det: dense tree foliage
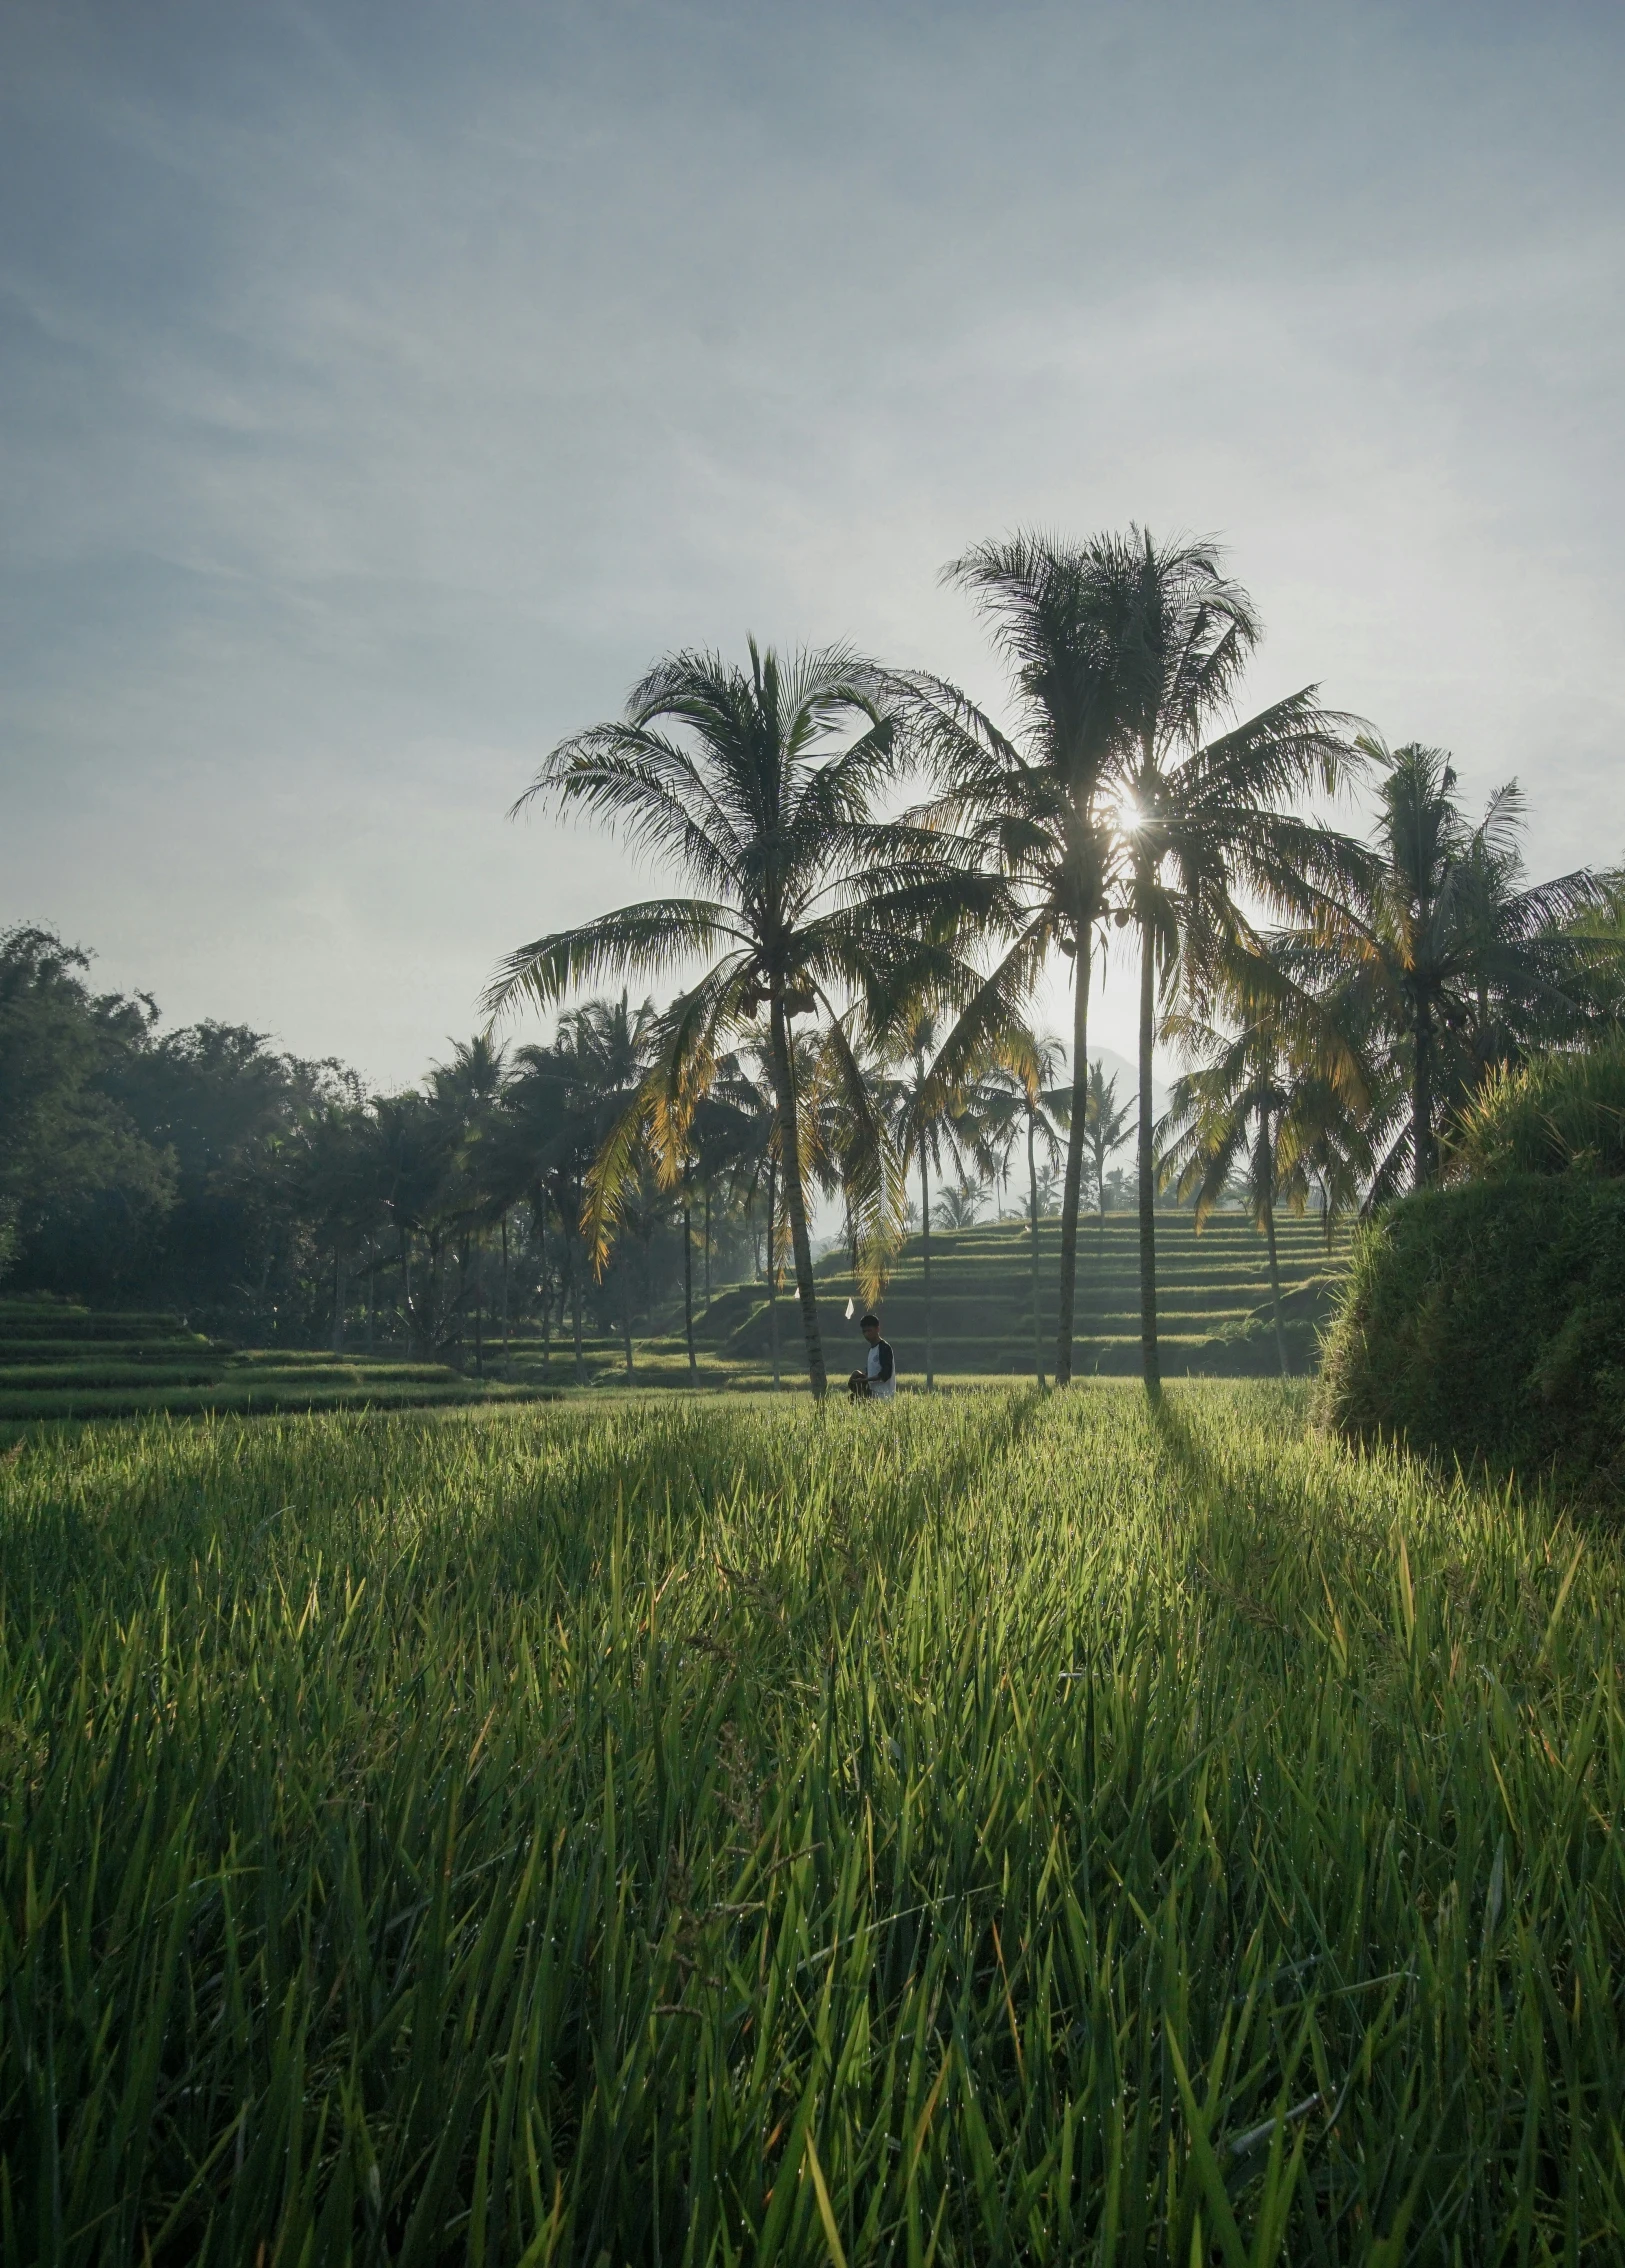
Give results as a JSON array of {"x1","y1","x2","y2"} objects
[{"x1": 0, "y1": 932, "x2": 753, "y2": 1355}]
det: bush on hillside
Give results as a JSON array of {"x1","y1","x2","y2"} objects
[
  {"x1": 1450, "y1": 1038, "x2": 1625, "y2": 1181},
  {"x1": 1317, "y1": 1173, "x2": 1625, "y2": 1490}
]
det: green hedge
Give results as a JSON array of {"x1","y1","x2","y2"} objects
[{"x1": 1317, "y1": 1173, "x2": 1625, "y2": 1488}]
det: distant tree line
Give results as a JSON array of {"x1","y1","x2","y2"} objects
[{"x1": 0, "y1": 923, "x2": 1138, "y2": 1370}]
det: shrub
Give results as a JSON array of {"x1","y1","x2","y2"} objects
[
  {"x1": 1317, "y1": 1172, "x2": 1625, "y2": 1489},
  {"x1": 1451, "y1": 1036, "x2": 1625, "y2": 1180}
]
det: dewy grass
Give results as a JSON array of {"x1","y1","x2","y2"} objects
[{"x1": 1, "y1": 1387, "x2": 1622, "y2": 2262}]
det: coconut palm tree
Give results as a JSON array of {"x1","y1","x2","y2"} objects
[
  {"x1": 491, "y1": 1044, "x2": 587, "y2": 1380},
  {"x1": 1099, "y1": 530, "x2": 1359, "y2": 1397},
  {"x1": 1276, "y1": 744, "x2": 1610, "y2": 1196},
  {"x1": 934, "y1": 1179, "x2": 986, "y2": 1231},
  {"x1": 964, "y1": 1030, "x2": 1067, "y2": 1384},
  {"x1": 873, "y1": 1008, "x2": 981, "y2": 1389},
  {"x1": 904, "y1": 530, "x2": 1354, "y2": 1395},
  {"x1": 548, "y1": 996, "x2": 661, "y2": 1380},
  {"x1": 1082, "y1": 1062, "x2": 1134, "y2": 1242},
  {"x1": 682, "y1": 1036, "x2": 826, "y2": 1391},
  {"x1": 487, "y1": 995, "x2": 658, "y2": 1383},
  {"x1": 486, "y1": 641, "x2": 949, "y2": 1399},
  {"x1": 428, "y1": 1034, "x2": 513, "y2": 1373},
  {"x1": 1160, "y1": 980, "x2": 1370, "y2": 1375},
  {"x1": 899, "y1": 537, "x2": 1140, "y2": 1384}
]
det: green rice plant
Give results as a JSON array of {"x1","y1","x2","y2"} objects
[{"x1": 0, "y1": 1387, "x2": 1622, "y2": 2261}]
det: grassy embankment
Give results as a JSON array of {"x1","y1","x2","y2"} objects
[{"x1": 2, "y1": 1385, "x2": 1620, "y2": 2261}]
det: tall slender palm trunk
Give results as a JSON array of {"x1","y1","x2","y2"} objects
[
  {"x1": 1258, "y1": 1110, "x2": 1287, "y2": 1377},
  {"x1": 331, "y1": 1250, "x2": 347, "y2": 1354},
  {"x1": 620, "y1": 1263, "x2": 634, "y2": 1384},
  {"x1": 1055, "y1": 933, "x2": 1092, "y2": 1383},
  {"x1": 473, "y1": 1238, "x2": 484, "y2": 1379},
  {"x1": 1136, "y1": 915, "x2": 1161, "y2": 1400},
  {"x1": 536, "y1": 1200, "x2": 551, "y2": 1382},
  {"x1": 768, "y1": 999, "x2": 826, "y2": 1398},
  {"x1": 500, "y1": 1213, "x2": 510, "y2": 1363},
  {"x1": 703, "y1": 1188, "x2": 712, "y2": 1309},
  {"x1": 919, "y1": 1149, "x2": 934, "y2": 1389},
  {"x1": 766, "y1": 1160, "x2": 782, "y2": 1390},
  {"x1": 682, "y1": 1199, "x2": 697, "y2": 1385},
  {"x1": 1411, "y1": 994, "x2": 1436, "y2": 1191},
  {"x1": 1027, "y1": 1112, "x2": 1044, "y2": 1387},
  {"x1": 571, "y1": 1253, "x2": 585, "y2": 1385},
  {"x1": 542, "y1": 1215, "x2": 556, "y2": 1369}
]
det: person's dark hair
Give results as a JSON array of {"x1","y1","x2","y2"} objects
[{"x1": 859, "y1": 1312, "x2": 880, "y2": 1329}]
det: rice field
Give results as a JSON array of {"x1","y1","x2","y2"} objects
[
  {"x1": 0, "y1": 1300, "x2": 550, "y2": 1425},
  {"x1": 1, "y1": 1387, "x2": 1621, "y2": 2262}
]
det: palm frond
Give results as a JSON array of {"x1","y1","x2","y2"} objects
[{"x1": 483, "y1": 901, "x2": 743, "y2": 1020}]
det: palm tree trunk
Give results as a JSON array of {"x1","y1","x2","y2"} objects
[
  {"x1": 398, "y1": 1230, "x2": 414, "y2": 1358},
  {"x1": 331, "y1": 1249, "x2": 347, "y2": 1354},
  {"x1": 1137, "y1": 914, "x2": 1161, "y2": 1400},
  {"x1": 768, "y1": 998, "x2": 827, "y2": 1399},
  {"x1": 703, "y1": 1187, "x2": 712, "y2": 1310},
  {"x1": 1056, "y1": 932, "x2": 1092, "y2": 1384},
  {"x1": 1259, "y1": 1111, "x2": 1287, "y2": 1378},
  {"x1": 1027, "y1": 1111, "x2": 1044, "y2": 1387},
  {"x1": 536, "y1": 1198, "x2": 551, "y2": 1383},
  {"x1": 683, "y1": 1199, "x2": 697, "y2": 1385},
  {"x1": 766, "y1": 1160, "x2": 782, "y2": 1391},
  {"x1": 473, "y1": 1238, "x2": 485, "y2": 1380},
  {"x1": 620, "y1": 1261, "x2": 634, "y2": 1384},
  {"x1": 1412, "y1": 996, "x2": 1435, "y2": 1190},
  {"x1": 571, "y1": 1249, "x2": 585, "y2": 1385},
  {"x1": 500, "y1": 1212, "x2": 510, "y2": 1363},
  {"x1": 920, "y1": 1148, "x2": 934, "y2": 1389}
]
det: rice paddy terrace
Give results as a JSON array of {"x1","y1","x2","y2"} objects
[
  {"x1": 0, "y1": 1299, "x2": 544, "y2": 1425},
  {"x1": 617, "y1": 1208, "x2": 1348, "y2": 1387},
  {"x1": 0, "y1": 1210, "x2": 1347, "y2": 1419}
]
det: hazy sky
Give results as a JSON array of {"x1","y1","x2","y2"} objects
[{"x1": 3, "y1": 0, "x2": 1621, "y2": 1086}]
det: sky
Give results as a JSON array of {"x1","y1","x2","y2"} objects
[{"x1": 3, "y1": 0, "x2": 1622, "y2": 1090}]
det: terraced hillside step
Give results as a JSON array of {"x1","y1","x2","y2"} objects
[
  {"x1": 0, "y1": 1378, "x2": 557, "y2": 1421},
  {"x1": 844, "y1": 1297, "x2": 1316, "y2": 1315},
  {"x1": 870, "y1": 1259, "x2": 1339, "y2": 1286},
  {"x1": 0, "y1": 1309, "x2": 213, "y2": 1345},
  {"x1": 227, "y1": 1356, "x2": 473, "y2": 1387},
  {"x1": 0, "y1": 1363, "x2": 228, "y2": 1390},
  {"x1": 0, "y1": 1296, "x2": 578, "y2": 1421},
  {"x1": 0, "y1": 1337, "x2": 221, "y2": 1364},
  {"x1": 692, "y1": 1213, "x2": 1349, "y2": 1377}
]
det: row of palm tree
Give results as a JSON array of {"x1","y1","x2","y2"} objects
[{"x1": 489, "y1": 527, "x2": 1616, "y2": 1399}]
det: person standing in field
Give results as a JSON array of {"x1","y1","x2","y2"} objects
[{"x1": 848, "y1": 1312, "x2": 897, "y2": 1401}]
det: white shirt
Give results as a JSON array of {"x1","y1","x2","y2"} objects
[{"x1": 865, "y1": 1336, "x2": 897, "y2": 1400}]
